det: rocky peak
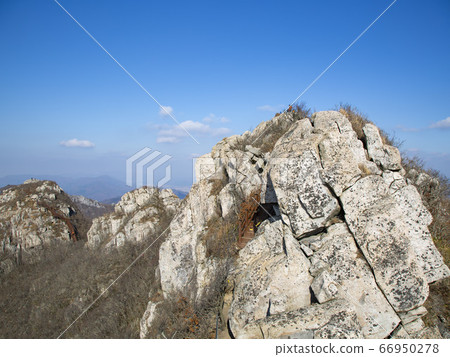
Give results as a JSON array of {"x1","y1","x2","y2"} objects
[
  {"x1": 140, "y1": 110, "x2": 449, "y2": 339},
  {"x1": 0, "y1": 179, "x2": 89, "y2": 273}
]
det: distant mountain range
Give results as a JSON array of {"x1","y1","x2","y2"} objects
[{"x1": 0, "y1": 175, "x2": 188, "y2": 202}]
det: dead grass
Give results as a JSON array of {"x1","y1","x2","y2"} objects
[
  {"x1": 338, "y1": 104, "x2": 398, "y2": 147},
  {"x1": 338, "y1": 104, "x2": 370, "y2": 142},
  {"x1": 201, "y1": 215, "x2": 238, "y2": 259},
  {"x1": 292, "y1": 102, "x2": 312, "y2": 121},
  {"x1": 358, "y1": 163, "x2": 372, "y2": 177},
  {"x1": 146, "y1": 257, "x2": 232, "y2": 339},
  {"x1": 0, "y1": 208, "x2": 173, "y2": 338},
  {"x1": 209, "y1": 178, "x2": 227, "y2": 197},
  {"x1": 257, "y1": 126, "x2": 287, "y2": 153}
]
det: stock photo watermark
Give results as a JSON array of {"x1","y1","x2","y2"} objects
[{"x1": 126, "y1": 147, "x2": 172, "y2": 188}]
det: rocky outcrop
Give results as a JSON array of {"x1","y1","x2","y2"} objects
[
  {"x1": 363, "y1": 123, "x2": 402, "y2": 171},
  {"x1": 341, "y1": 175, "x2": 429, "y2": 312},
  {"x1": 0, "y1": 179, "x2": 89, "y2": 268},
  {"x1": 228, "y1": 219, "x2": 312, "y2": 333},
  {"x1": 140, "y1": 110, "x2": 449, "y2": 339},
  {"x1": 307, "y1": 223, "x2": 399, "y2": 338},
  {"x1": 70, "y1": 195, "x2": 114, "y2": 219},
  {"x1": 87, "y1": 187, "x2": 180, "y2": 248},
  {"x1": 158, "y1": 178, "x2": 224, "y2": 300}
]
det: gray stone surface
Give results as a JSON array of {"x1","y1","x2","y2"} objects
[
  {"x1": 341, "y1": 176, "x2": 429, "y2": 312},
  {"x1": 228, "y1": 220, "x2": 312, "y2": 334},
  {"x1": 363, "y1": 123, "x2": 402, "y2": 171},
  {"x1": 138, "y1": 110, "x2": 449, "y2": 339},
  {"x1": 307, "y1": 223, "x2": 400, "y2": 338},
  {"x1": 87, "y1": 187, "x2": 179, "y2": 248},
  {"x1": 236, "y1": 299, "x2": 363, "y2": 339}
]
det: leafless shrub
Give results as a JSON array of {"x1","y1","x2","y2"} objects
[
  {"x1": 201, "y1": 215, "x2": 238, "y2": 259},
  {"x1": 209, "y1": 178, "x2": 227, "y2": 197},
  {"x1": 0, "y1": 215, "x2": 171, "y2": 338},
  {"x1": 338, "y1": 104, "x2": 401, "y2": 147},
  {"x1": 292, "y1": 102, "x2": 311, "y2": 121},
  {"x1": 147, "y1": 257, "x2": 232, "y2": 339}
]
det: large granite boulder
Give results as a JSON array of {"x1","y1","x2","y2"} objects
[{"x1": 140, "y1": 110, "x2": 449, "y2": 339}]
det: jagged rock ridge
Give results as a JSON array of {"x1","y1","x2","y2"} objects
[
  {"x1": 140, "y1": 110, "x2": 449, "y2": 339},
  {"x1": 87, "y1": 186, "x2": 180, "y2": 248}
]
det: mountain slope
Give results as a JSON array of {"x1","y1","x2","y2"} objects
[{"x1": 0, "y1": 175, "x2": 130, "y2": 202}]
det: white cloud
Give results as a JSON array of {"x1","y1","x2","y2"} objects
[
  {"x1": 156, "y1": 136, "x2": 179, "y2": 143},
  {"x1": 202, "y1": 113, "x2": 230, "y2": 123},
  {"x1": 203, "y1": 114, "x2": 214, "y2": 123},
  {"x1": 156, "y1": 120, "x2": 231, "y2": 143},
  {"x1": 430, "y1": 117, "x2": 450, "y2": 129},
  {"x1": 257, "y1": 104, "x2": 283, "y2": 112},
  {"x1": 60, "y1": 138, "x2": 95, "y2": 148},
  {"x1": 159, "y1": 105, "x2": 174, "y2": 117}
]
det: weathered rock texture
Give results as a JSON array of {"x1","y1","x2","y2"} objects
[
  {"x1": 139, "y1": 110, "x2": 448, "y2": 339},
  {"x1": 0, "y1": 179, "x2": 89, "y2": 270},
  {"x1": 87, "y1": 187, "x2": 180, "y2": 248}
]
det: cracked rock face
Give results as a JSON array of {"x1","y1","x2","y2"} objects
[
  {"x1": 236, "y1": 299, "x2": 363, "y2": 339},
  {"x1": 140, "y1": 110, "x2": 449, "y2": 339},
  {"x1": 363, "y1": 123, "x2": 402, "y2": 171},
  {"x1": 267, "y1": 119, "x2": 340, "y2": 238},
  {"x1": 307, "y1": 223, "x2": 400, "y2": 338},
  {"x1": 341, "y1": 176, "x2": 429, "y2": 312},
  {"x1": 228, "y1": 220, "x2": 312, "y2": 334},
  {"x1": 158, "y1": 179, "x2": 223, "y2": 300}
]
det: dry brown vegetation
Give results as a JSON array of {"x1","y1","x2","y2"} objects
[
  {"x1": 145, "y1": 262, "x2": 232, "y2": 339},
  {"x1": 291, "y1": 102, "x2": 312, "y2": 121},
  {"x1": 338, "y1": 104, "x2": 399, "y2": 147},
  {"x1": 0, "y1": 206, "x2": 172, "y2": 338},
  {"x1": 209, "y1": 177, "x2": 227, "y2": 197},
  {"x1": 253, "y1": 102, "x2": 311, "y2": 153},
  {"x1": 201, "y1": 215, "x2": 238, "y2": 259}
]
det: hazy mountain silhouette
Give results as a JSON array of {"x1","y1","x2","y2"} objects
[{"x1": 0, "y1": 175, "x2": 189, "y2": 202}]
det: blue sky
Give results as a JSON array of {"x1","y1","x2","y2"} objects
[{"x1": 0, "y1": 0, "x2": 449, "y2": 189}]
